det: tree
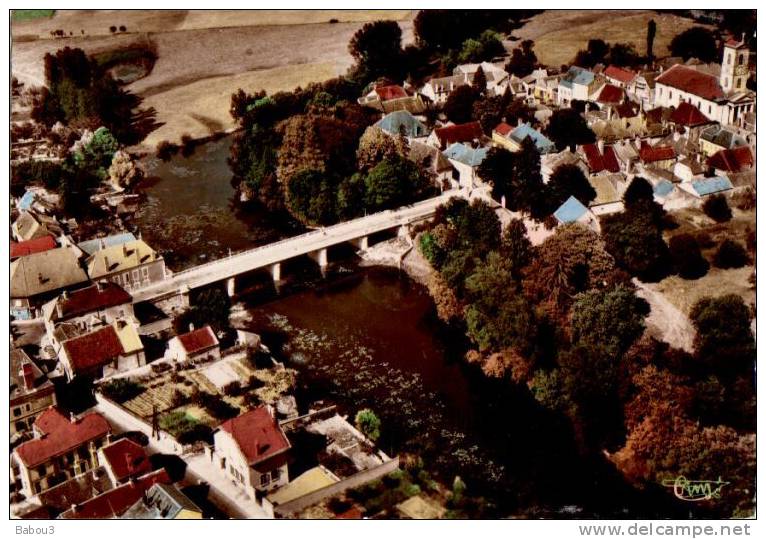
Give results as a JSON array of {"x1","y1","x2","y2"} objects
[
  {"x1": 348, "y1": 20, "x2": 404, "y2": 82},
  {"x1": 364, "y1": 155, "x2": 430, "y2": 212},
  {"x1": 425, "y1": 272, "x2": 462, "y2": 323},
  {"x1": 472, "y1": 95, "x2": 505, "y2": 134},
  {"x1": 690, "y1": 295, "x2": 755, "y2": 375},
  {"x1": 472, "y1": 66, "x2": 487, "y2": 94},
  {"x1": 500, "y1": 218, "x2": 532, "y2": 280},
  {"x1": 669, "y1": 27, "x2": 718, "y2": 62},
  {"x1": 355, "y1": 409, "x2": 381, "y2": 441},
  {"x1": 573, "y1": 39, "x2": 609, "y2": 68},
  {"x1": 669, "y1": 233, "x2": 709, "y2": 279},
  {"x1": 702, "y1": 194, "x2": 732, "y2": 223},
  {"x1": 444, "y1": 84, "x2": 479, "y2": 124},
  {"x1": 505, "y1": 40, "x2": 537, "y2": 77},
  {"x1": 548, "y1": 163, "x2": 596, "y2": 208},
  {"x1": 646, "y1": 19, "x2": 657, "y2": 61},
  {"x1": 608, "y1": 43, "x2": 641, "y2": 67},
  {"x1": 601, "y1": 208, "x2": 671, "y2": 282},
  {"x1": 286, "y1": 169, "x2": 338, "y2": 226},
  {"x1": 570, "y1": 285, "x2": 648, "y2": 357},
  {"x1": 545, "y1": 108, "x2": 596, "y2": 151},
  {"x1": 623, "y1": 176, "x2": 654, "y2": 208},
  {"x1": 356, "y1": 125, "x2": 408, "y2": 171},
  {"x1": 458, "y1": 30, "x2": 505, "y2": 64},
  {"x1": 713, "y1": 239, "x2": 750, "y2": 269},
  {"x1": 108, "y1": 149, "x2": 142, "y2": 189}
]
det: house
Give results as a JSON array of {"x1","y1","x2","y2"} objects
[
  {"x1": 12, "y1": 211, "x2": 63, "y2": 242},
  {"x1": 706, "y1": 146, "x2": 754, "y2": 174},
  {"x1": 638, "y1": 141, "x2": 676, "y2": 169},
  {"x1": 10, "y1": 235, "x2": 58, "y2": 260},
  {"x1": 360, "y1": 84, "x2": 408, "y2": 104},
  {"x1": 374, "y1": 110, "x2": 428, "y2": 139},
  {"x1": 428, "y1": 121, "x2": 484, "y2": 150},
  {"x1": 579, "y1": 142, "x2": 620, "y2": 174},
  {"x1": 211, "y1": 406, "x2": 291, "y2": 500},
  {"x1": 557, "y1": 66, "x2": 597, "y2": 107},
  {"x1": 443, "y1": 143, "x2": 489, "y2": 189},
  {"x1": 42, "y1": 281, "x2": 134, "y2": 339},
  {"x1": 58, "y1": 469, "x2": 171, "y2": 519},
  {"x1": 679, "y1": 176, "x2": 734, "y2": 199},
  {"x1": 541, "y1": 150, "x2": 587, "y2": 183},
  {"x1": 121, "y1": 483, "x2": 203, "y2": 519},
  {"x1": 86, "y1": 239, "x2": 167, "y2": 292},
  {"x1": 603, "y1": 65, "x2": 637, "y2": 88},
  {"x1": 77, "y1": 232, "x2": 137, "y2": 257},
  {"x1": 358, "y1": 84, "x2": 427, "y2": 115},
  {"x1": 10, "y1": 246, "x2": 89, "y2": 320},
  {"x1": 668, "y1": 101, "x2": 712, "y2": 128},
  {"x1": 698, "y1": 124, "x2": 748, "y2": 157},
  {"x1": 59, "y1": 320, "x2": 145, "y2": 381},
  {"x1": 526, "y1": 69, "x2": 560, "y2": 105},
  {"x1": 674, "y1": 157, "x2": 706, "y2": 182},
  {"x1": 587, "y1": 173, "x2": 626, "y2": 216},
  {"x1": 453, "y1": 62, "x2": 510, "y2": 95},
  {"x1": 596, "y1": 84, "x2": 624, "y2": 105},
  {"x1": 166, "y1": 325, "x2": 220, "y2": 364},
  {"x1": 11, "y1": 349, "x2": 56, "y2": 439},
  {"x1": 610, "y1": 139, "x2": 640, "y2": 174},
  {"x1": 420, "y1": 74, "x2": 469, "y2": 104},
  {"x1": 10, "y1": 407, "x2": 111, "y2": 497},
  {"x1": 626, "y1": 70, "x2": 658, "y2": 108},
  {"x1": 97, "y1": 438, "x2": 152, "y2": 485},
  {"x1": 553, "y1": 196, "x2": 600, "y2": 232},
  {"x1": 408, "y1": 141, "x2": 457, "y2": 190},
  {"x1": 492, "y1": 121, "x2": 555, "y2": 154}
]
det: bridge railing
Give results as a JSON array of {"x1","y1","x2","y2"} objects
[{"x1": 170, "y1": 191, "x2": 461, "y2": 278}]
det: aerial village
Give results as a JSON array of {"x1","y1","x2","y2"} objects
[{"x1": 9, "y1": 9, "x2": 756, "y2": 520}]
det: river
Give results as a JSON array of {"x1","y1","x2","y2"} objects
[{"x1": 135, "y1": 139, "x2": 690, "y2": 518}]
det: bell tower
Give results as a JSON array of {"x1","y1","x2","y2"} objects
[{"x1": 720, "y1": 34, "x2": 750, "y2": 94}]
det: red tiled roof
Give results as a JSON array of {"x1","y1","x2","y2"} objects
[
  {"x1": 178, "y1": 326, "x2": 219, "y2": 355},
  {"x1": 219, "y1": 406, "x2": 290, "y2": 466},
  {"x1": 15, "y1": 408, "x2": 111, "y2": 467},
  {"x1": 669, "y1": 102, "x2": 710, "y2": 126},
  {"x1": 655, "y1": 65, "x2": 724, "y2": 101},
  {"x1": 581, "y1": 143, "x2": 620, "y2": 173},
  {"x1": 494, "y1": 122, "x2": 513, "y2": 136},
  {"x1": 707, "y1": 146, "x2": 754, "y2": 172},
  {"x1": 434, "y1": 121, "x2": 484, "y2": 147},
  {"x1": 60, "y1": 469, "x2": 171, "y2": 519},
  {"x1": 57, "y1": 282, "x2": 132, "y2": 320},
  {"x1": 725, "y1": 38, "x2": 746, "y2": 49},
  {"x1": 62, "y1": 326, "x2": 125, "y2": 373},
  {"x1": 639, "y1": 142, "x2": 676, "y2": 163},
  {"x1": 597, "y1": 84, "x2": 624, "y2": 104},
  {"x1": 10, "y1": 235, "x2": 58, "y2": 259},
  {"x1": 100, "y1": 439, "x2": 152, "y2": 482},
  {"x1": 604, "y1": 65, "x2": 636, "y2": 84},
  {"x1": 375, "y1": 85, "x2": 408, "y2": 101}
]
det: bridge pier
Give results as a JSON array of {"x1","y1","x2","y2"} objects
[
  {"x1": 349, "y1": 236, "x2": 369, "y2": 251},
  {"x1": 226, "y1": 277, "x2": 236, "y2": 297},
  {"x1": 270, "y1": 263, "x2": 281, "y2": 282},
  {"x1": 397, "y1": 224, "x2": 410, "y2": 238},
  {"x1": 309, "y1": 248, "x2": 328, "y2": 269}
]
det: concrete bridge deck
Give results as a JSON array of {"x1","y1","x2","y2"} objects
[{"x1": 131, "y1": 190, "x2": 476, "y2": 303}]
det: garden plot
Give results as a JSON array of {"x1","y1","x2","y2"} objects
[{"x1": 200, "y1": 356, "x2": 248, "y2": 390}]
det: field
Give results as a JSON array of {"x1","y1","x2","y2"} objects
[
  {"x1": 11, "y1": 10, "x2": 55, "y2": 22},
  {"x1": 512, "y1": 10, "x2": 709, "y2": 67},
  {"x1": 11, "y1": 10, "x2": 416, "y2": 150}
]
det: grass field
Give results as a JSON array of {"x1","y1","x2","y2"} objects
[
  {"x1": 512, "y1": 10, "x2": 709, "y2": 67},
  {"x1": 11, "y1": 10, "x2": 55, "y2": 22}
]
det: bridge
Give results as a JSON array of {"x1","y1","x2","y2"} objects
[{"x1": 131, "y1": 189, "x2": 481, "y2": 304}]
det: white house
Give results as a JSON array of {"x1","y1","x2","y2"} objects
[{"x1": 166, "y1": 325, "x2": 220, "y2": 364}]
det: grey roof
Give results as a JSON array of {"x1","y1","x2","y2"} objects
[
  {"x1": 121, "y1": 484, "x2": 202, "y2": 519},
  {"x1": 11, "y1": 246, "x2": 89, "y2": 298},
  {"x1": 375, "y1": 110, "x2": 428, "y2": 138},
  {"x1": 700, "y1": 125, "x2": 747, "y2": 149},
  {"x1": 408, "y1": 141, "x2": 453, "y2": 173},
  {"x1": 444, "y1": 143, "x2": 489, "y2": 167},
  {"x1": 78, "y1": 232, "x2": 137, "y2": 256}
]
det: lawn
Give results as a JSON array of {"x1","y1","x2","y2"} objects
[
  {"x1": 512, "y1": 10, "x2": 710, "y2": 67},
  {"x1": 11, "y1": 10, "x2": 55, "y2": 22}
]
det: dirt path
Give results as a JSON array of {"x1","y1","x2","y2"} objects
[{"x1": 633, "y1": 278, "x2": 695, "y2": 353}]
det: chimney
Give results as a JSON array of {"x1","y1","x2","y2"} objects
[
  {"x1": 253, "y1": 440, "x2": 261, "y2": 456},
  {"x1": 104, "y1": 255, "x2": 110, "y2": 269},
  {"x1": 585, "y1": 102, "x2": 591, "y2": 114},
  {"x1": 597, "y1": 139, "x2": 605, "y2": 153},
  {"x1": 188, "y1": 323, "x2": 195, "y2": 332},
  {"x1": 62, "y1": 290, "x2": 68, "y2": 300},
  {"x1": 96, "y1": 280, "x2": 105, "y2": 292},
  {"x1": 125, "y1": 453, "x2": 134, "y2": 474},
  {"x1": 38, "y1": 272, "x2": 45, "y2": 284},
  {"x1": 21, "y1": 363, "x2": 35, "y2": 390},
  {"x1": 70, "y1": 412, "x2": 78, "y2": 423},
  {"x1": 100, "y1": 238, "x2": 106, "y2": 250},
  {"x1": 70, "y1": 504, "x2": 78, "y2": 515},
  {"x1": 55, "y1": 300, "x2": 64, "y2": 319},
  {"x1": 517, "y1": 117, "x2": 523, "y2": 127}
]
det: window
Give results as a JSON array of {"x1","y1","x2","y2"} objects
[
  {"x1": 260, "y1": 473, "x2": 270, "y2": 486},
  {"x1": 13, "y1": 407, "x2": 21, "y2": 417},
  {"x1": 728, "y1": 53, "x2": 732, "y2": 64},
  {"x1": 708, "y1": 105, "x2": 712, "y2": 114},
  {"x1": 272, "y1": 468, "x2": 281, "y2": 483},
  {"x1": 737, "y1": 79, "x2": 742, "y2": 89},
  {"x1": 132, "y1": 269, "x2": 140, "y2": 282},
  {"x1": 141, "y1": 266, "x2": 149, "y2": 281},
  {"x1": 724, "y1": 78, "x2": 728, "y2": 88},
  {"x1": 738, "y1": 54, "x2": 744, "y2": 65}
]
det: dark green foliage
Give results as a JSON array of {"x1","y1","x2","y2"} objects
[
  {"x1": 601, "y1": 205, "x2": 671, "y2": 282},
  {"x1": 505, "y1": 40, "x2": 537, "y2": 77},
  {"x1": 500, "y1": 218, "x2": 532, "y2": 280},
  {"x1": 11, "y1": 160, "x2": 68, "y2": 196},
  {"x1": 573, "y1": 39, "x2": 609, "y2": 67},
  {"x1": 713, "y1": 239, "x2": 750, "y2": 269},
  {"x1": 670, "y1": 27, "x2": 718, "y2": 62},
  {"x1": 101, "y1": 379, "x2": 145, "y2": 403},
  {"x1": 472, "y1": 66, "x2": 487, "y2": 94},
  {"x1": 646, "y1": 19, "x2": 657, "y2": 60},
  {"x1": 413, "y1": 10, "x2": 533, "y2": 52},
  {"x1": 174, "y1": 288, "x2": 231, "y2": 335},
  {"x1": 690, "y1": 295, "x2": 755, "y2": 375},
  {"x1": 444, "y1": 85, "x2": 479, "y2": 123},
  {"x1": 194, "y1": 391, "x2": 239, "y2": 420},
  {"x1": 669, "y1": 233, "x2": 709, "y2": 279},
  {"x1": 286, "y1": 169, "x2": 339, "y2": 226},
  {"x1": 458, "y1": 30, "x2": 505, "y2": 64},
  {"x1": 348, "y1": 20, "x2": 404, "y2": 83},
  {"x1": 702, "y1": 194, "x2": 732, "y2": 222},
  {"x1": 364, "y1": 155, "x2": 431, "y2": 212},
  {"x1": 622, "y1": 176, "x2": 654, "y2": 208},
  {"x1": 545, "y1": 108, "x2": 596, "y2": 151},
  {"x1": 547, "y1": 163, "x2": 596, "y2": 207}
]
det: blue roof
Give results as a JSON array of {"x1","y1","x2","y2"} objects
[
  {"x1": 375, "y1": 110, "x2": 427, "y2": 138},
  {"x1": 18, "y1": 191, "x2": 36, "y2": 211},
  {"x1": 78, "y1": 232, "x2": 137, "y2": 256},
  {"x1": 443, "y1": 143, "x2": 489, "y2": 167},
  {"x1": 559, "y1": 66, "x2": 595, "y2": 89},
  {"x1": 510, "y1": 123, "x2": 555, "y2": 154},
  {"x1": 691, "y1": 176, "x2": 733, "y2": 196},
  {"x1": 554, "y1": 196, "x2": 589, "y2": 223},
  {"x1": 653, "y1": 179, "x2": 675, "y2": 197}
]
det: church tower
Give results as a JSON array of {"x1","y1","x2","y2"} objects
[{"x1": 720, "y1": 34, "x2": 750, "y2": 94}]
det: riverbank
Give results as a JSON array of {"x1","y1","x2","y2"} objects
[{"x1": 359, "y1": 234, "x2": 434, "y2": 286}]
